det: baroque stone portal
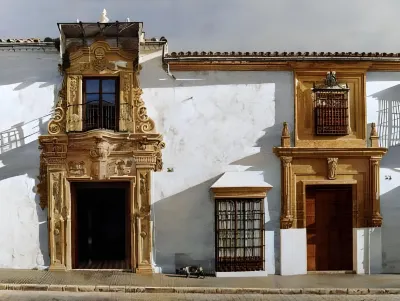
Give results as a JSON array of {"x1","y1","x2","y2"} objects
[{"x1": 38, "y1": 39, "x2": 165, "y2": 273}]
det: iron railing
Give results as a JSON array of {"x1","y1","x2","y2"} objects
[
  {"x1": 67, "y1": 101, "x2": 133, "y2": 132},
  {"x1": 215, "y1": 198, "x2": 264, "y2": 272}
]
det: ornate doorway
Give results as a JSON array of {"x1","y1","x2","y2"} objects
[{"x1": 37, "y1": 37, "x2": 165, "y2": 273}]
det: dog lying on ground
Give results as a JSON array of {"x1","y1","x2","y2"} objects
[{"x1": 176, "y1": 266, "x2": 205, "y2": 278}]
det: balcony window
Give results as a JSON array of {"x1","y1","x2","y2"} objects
[{"x1": 83, "y1": 78, "x2": 118, "y2": 131}]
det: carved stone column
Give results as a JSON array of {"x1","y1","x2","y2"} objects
[
  {"x1": 370, "y1": 157, "x2": 383, "y2": 227},
  {"x1": 135, "y1": 168, "x2": 153, "y2": 274},
  {"x1": 280, "y1": 156, "x2": 294, "y2": 229}
]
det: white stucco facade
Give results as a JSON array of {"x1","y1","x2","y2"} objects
[
  {"x1": 1, "y1": 48, "x2": 400, "y2": 276},
  {"x1": 0, "y1": 50, "x2": 60, "y2": 268},
  {"x1": 140, "y1": 57, "x2": 294, "y2": 274}
]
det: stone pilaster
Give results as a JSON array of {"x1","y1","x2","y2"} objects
[
  {"x1": 135, "y1": 168, "x2": 153, "y2": 274},
  {"x1": 48, "y1": 169, "x2": 68, "y2": 271},
  {"x1": 280, "y1": 156, "x2": 294, "y2": 229},
  {"x1": 370, "y1": 157, "x2": 383, "y2": 227}
]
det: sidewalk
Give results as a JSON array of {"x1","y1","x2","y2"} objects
[{"x1": 1, "y1": 270, "x2": 400, "y2": 295}]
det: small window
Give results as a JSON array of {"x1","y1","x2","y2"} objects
[
  {"x1": 215, "y1": 198, "x2": 264, "y2": 272},
  {"x1": 83, "y1": 78, "x2": 119, "y2": 131}
]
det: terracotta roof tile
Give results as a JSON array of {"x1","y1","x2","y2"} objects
[{"x1": 0, "y1": 38, "x2": 42, "y2": 43}]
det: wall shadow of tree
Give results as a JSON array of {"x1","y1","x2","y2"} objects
[{"x1": 149, "y1": 68, "x2": 293, "y2": 275}]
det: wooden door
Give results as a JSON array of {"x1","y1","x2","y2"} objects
[{"x1": 306, "y1": 185, "x2": 353, "y2": 271}]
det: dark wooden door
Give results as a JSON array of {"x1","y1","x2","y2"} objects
[{"x1": 306, "y1": 185, "x2": 353, "y2": 271}]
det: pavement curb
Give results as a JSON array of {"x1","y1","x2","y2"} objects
[{"x1": 1, "y1": 284, "x2": 400, "y2": 295}]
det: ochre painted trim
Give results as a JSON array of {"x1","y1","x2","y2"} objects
[{"x1": 211, "y1": 187, "x2": 272, "y2": 199}]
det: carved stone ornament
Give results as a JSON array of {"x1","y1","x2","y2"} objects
[
  {"x1": 48, "y1": 78, "x2": 67, "y2": 135},
  {"x1": 38, "y1": 39, "x2": 164, "y2": 273},
  {"x1": 140, "y1": 172, "x2": 148, "y2": 196},
  {"x1": 114, "y1": 159, "x2": 133, "y2": 176},
  {"x1": 68, "y1": 161, "x2": 86, "y2": 177},
  {"x1": 370, "y1": 122, "x2": 378, "y2": 137},
  {"x1": 90, "y1": 138, "x2": 112, "y2": 160},
  {"x1": 327, "y1": 158, "x2": 338, "y2": 180}
]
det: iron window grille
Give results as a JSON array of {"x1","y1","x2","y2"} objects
[
  {"x1": 312, "y1": 71, "x2": 350, "y2": 136},
  {"x1": 215, "y1": 198, "x2": 265, "y2": 272}
]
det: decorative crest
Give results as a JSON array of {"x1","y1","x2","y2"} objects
[{"x1": 312, "y1": 71, "x2": 349, "y2": 91}]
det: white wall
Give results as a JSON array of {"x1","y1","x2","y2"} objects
[
  {"x1": 141, "y1": 57, "x2": 294, "y2": 274},
  {"x1": 0, "y1": 50, "x2": 60, "y2": 268},
  {"x1": 367, "y1": 72, "x2": 400, "y2": 273}
]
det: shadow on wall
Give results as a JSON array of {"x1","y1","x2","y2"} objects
[
  {"x1": 152, "y1": 176, "x2": 220, "y2": 274},
  {"x1": 146, "y1": 56, "x2": 293, "y2": 275},
  {"x1": 370, "y1": 84, "x2": 400, "y2": 149},
  {"x1": 368, "y1": 81, "x2": 400, "y2": 273},
  {"x1": 0, "y1": 116, "x2": 51, "y2": 268},
  {"x1": 0, "y1": 51, "x2": 59, "y2": 90}
]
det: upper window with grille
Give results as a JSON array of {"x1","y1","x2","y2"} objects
[{"x1": 312, "y1": 71, "x2": 350, "y2": 136}]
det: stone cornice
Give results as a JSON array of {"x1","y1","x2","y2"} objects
[
  {"x1": 273, "y1": 147, "x2": 388, "y2": 158},
  {"x1": 211, "y1": 186, "x2": 272, "y2": 199}
]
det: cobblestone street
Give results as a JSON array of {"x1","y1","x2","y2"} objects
[{"x1": 2, "y1": 291, "x2": 400, "y2": 301}]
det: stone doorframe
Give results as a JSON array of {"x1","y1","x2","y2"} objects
[
  {"x1": 37, "y1": 40, "x2": 165, "y2": 273},
  {"x1": 273, "y1": 122, "x2": 388, "y2": 230},
  {"x1": 38, "y1": 131, "x2": 164, "y2": 273}
]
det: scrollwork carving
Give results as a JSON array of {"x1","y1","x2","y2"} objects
[
  {"x1": 48, "y1": 77, "x2": 67, "y2": 135},
  {"x1": 136, "y1": 106, "x2": 155, "y2": 133}
]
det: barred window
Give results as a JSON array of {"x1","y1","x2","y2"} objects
[
  {"x1": 312, "y1": 71, "x2": 350, "y2": 136},
  {"x1": 215, "y1": 199, "x2": 264, "y2": 272}
]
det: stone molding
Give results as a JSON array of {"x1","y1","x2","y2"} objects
[{"x1": 273, "y1": 122, "x2": 387, "y2": 229}]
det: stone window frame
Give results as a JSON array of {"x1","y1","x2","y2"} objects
[{"x1": 211, "y1": 186, "x2": 271, "y2": 273}]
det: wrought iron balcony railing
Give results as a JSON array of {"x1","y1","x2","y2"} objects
[{"x1": 66, "y1": 101, "x2": 133, "y2": 132}]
